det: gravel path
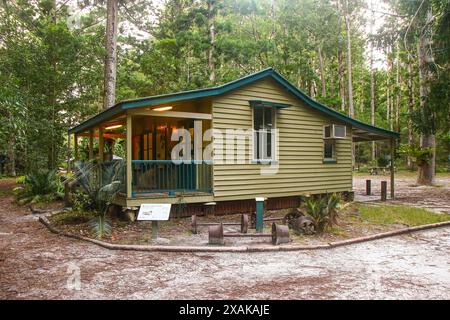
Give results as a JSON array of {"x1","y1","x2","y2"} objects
[{"x1": 1, "y1": 178, "x2": 450, "y2": 300}]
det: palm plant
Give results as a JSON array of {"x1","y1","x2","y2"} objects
[
  {"x1": 72, "y1": 160, "x2": 124, "y2": 239},
  {"x1": 305, "y1": 196, "x2": 328, "y2": 233},
  {"x1": 16, "y1": 170, "x2": 64, "y2": 204},
  {"x1": 304, "y1": 193, "x2": 340, "y2": 233}
]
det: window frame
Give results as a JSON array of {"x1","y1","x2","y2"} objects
[
  {"x1": 323, "y1": 124, "x2": 346, "y2": 139},
  {"x1": 323, "y1": 140, "x2": 336, "y2": 162},
  {"x1": 252, "y1": 106, "x2": 277, "y2": 163}
]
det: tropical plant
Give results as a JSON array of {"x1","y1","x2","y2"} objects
[
  {"x1": 15, "y1": 176, "x2": 26, "y2": 184},
  {"x1": 304, "y1": 193, "x2": 340, "y2": 233},
  {"x1": 72, "y1": 161, "x2": 124, "y2": 238},
  {"x1": 15, "y1": 170, "x2": 64, "y2": 204}
]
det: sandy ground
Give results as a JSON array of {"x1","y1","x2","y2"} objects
[
  {"x1": 353, "y1": 173, "x2": 450, "y2": 213},
  {"x1": 1, "y1": 176, "x2": 450, "y2": 299}
]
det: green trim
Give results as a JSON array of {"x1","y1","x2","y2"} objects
[
  {"x1": 249, "y1": 100, "x2": 291, "y2": 108},
  {"x1": 323, "y1": 159, "x2": 337, "y2": 164},
  {"x1": 68, "y1": 106, "x2": 124, "y2": 134},
  {"x1": 68, "y1": 67, "x2": 400, "y2": 140}
]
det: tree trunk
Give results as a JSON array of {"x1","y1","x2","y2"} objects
[
  {"x1": 344, "y1": 0, "x2": 354, "y2": 118},
  {"x1": 417, "y1": 12, "x2": 436, "y2": 185},
  {"x1": 386, "y1": 47, "x2": 391, "y2": 130},
  {"x1": 337, "y1": 0, "x2": 346, "y2": 112},
  {"x1": 207, "y1": 0, "x2": 216, "y2": 83},
  {"x1": 103, "y1": 0, "x2": 119, "y2": 111},
  {"x1": 395, "y1": 42, "x2": 400, "y2": 132},
  {"x1": 338, "y1": 50, "x2": 346, "y2": 111},
  {"x1": 370, "y1": 44, "x2": 376, "y2": 162},
  {"x1": 407, "y1": 59, "x2": 414, "y2": 169},
  {"x1": 318, "y1": 45, "x2": 326, "y2": 97},
  {"x1": 329, "y1": 59, "x2": 335, "y2": 98}
]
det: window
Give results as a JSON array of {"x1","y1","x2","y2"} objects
[
  {"x1": 323, "y1": 140, "x2": 335, "y2": 161},
  {"x1": 334, "y1": 125, "x2": 346, "y2": 138},
  {"x1": 253, "y1": 107, "x2": 275, "y2": 161}
]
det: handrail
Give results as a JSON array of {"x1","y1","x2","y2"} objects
[
  {"x1": 131, "y1": 160, "x2": 213, "y2": 165},
  {"x1": 131, "y1": 160, "x2": 212, "y2": 196}
]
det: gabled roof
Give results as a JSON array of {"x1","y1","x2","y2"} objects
[{"x1": 69, "y1": 68, "x2": 399, "y2": 140}]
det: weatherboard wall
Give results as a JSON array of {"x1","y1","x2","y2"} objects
[{"x1": 211, "y1": 77, "x2": 353, "y2": 201}]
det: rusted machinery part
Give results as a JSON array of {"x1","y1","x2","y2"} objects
[
  {"x1": 208, "y1": 222, "x2": 290, "y2": 245},
  {"x1": 191, "y1": 214, "x2": 198, "y2": 234},
  {"x1": 250, "y1": 212, "x2": 284, "y2": 228},
  {"x1": 208, "y1": 223, "x2": 225, "y2": 245},
  {"x1": 271, "y1": 223, "x2": 290, "y2": 245},
  {"x1": 241, "y1": 213, "x2": 248, "y2": 234},
  {"x1": 191, "y1": 214, "x2": 249, "y2": 234}
]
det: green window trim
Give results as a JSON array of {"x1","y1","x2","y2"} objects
[
  {"x1": 249, "y1": 100, "x2": 292, "y2": 109},
  {"x1": 323, "y1": 159, "x2": 337, "y2": 164}
]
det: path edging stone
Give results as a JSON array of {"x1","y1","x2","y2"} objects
[{"x1": 38, "y1": 216, "x2": 450, "y2": 253}]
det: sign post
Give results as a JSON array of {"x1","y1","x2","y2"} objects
[
  {"x1": 255, "y1": 197, "x2": 265, "y2": 233},
  {"x1": 137, "y1": 204, "x2": 171, "y2": 240},
  {"x1": 152, "y1": 221, "x2": 158, "y2": 239}
]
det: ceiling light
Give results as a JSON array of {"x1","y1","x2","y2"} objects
[
  {"x1": 105, "y1": 124, "x2": 123, "y2": 130},
  {"x1": 153, "y1": 106, "x2": 173, "y2": 112}
]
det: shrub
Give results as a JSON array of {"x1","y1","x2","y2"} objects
[
  {"x1": 72, "y1": 161, "x2": 123, "y2": 238},
  {"x1": 304, "y1": 193, "x2": 340, "y2": 233},
  {"x1": 15, "y1": 176, "x2": 26, "y2": 184},
  {"x1": 377, "y1": 155, "x2": 390, "y2": 168},
  {"x1": 16, "y1": 170, "x2": 64, "y2": 204}
]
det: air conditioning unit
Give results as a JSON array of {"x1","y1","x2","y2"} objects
[{"x1": 323, "y1": 124, "x2": 346, "y2": 139}]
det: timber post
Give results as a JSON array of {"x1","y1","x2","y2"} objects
[
  {"x1": 390, "y1": 138, "x2": 395, "y2": 199},
  {"x1": 67, "y1": 133, "x2": 71, "y2": 172},
  {"x1": 381, "y1": 181, "x2": 387, "y2": 201},
  {"x1": 366, "y1": 179, "x2": 371, "y2": 196},
  {"x1": 89, "y1": 129, "x2": 94, "y2": 161},
  {"x1": 98, "y1": 127, "x2": 104, "y2": 163},
  {"x1": 74, "y1": 134, "x2": 78, "y2": 162},
  {"x1": 126, "y1": 114, "x2": 132, "y2": 198}
]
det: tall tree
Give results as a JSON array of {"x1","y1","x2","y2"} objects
[
  {"x1": 207, "y1": 0, "x2": 216, "y2": 83},
  {"x1": 343, "y1": 0, "x2": 354, "y2": 118},
  {"x1": 103, "y1": 0, "x2": 119, "y2": 110}
]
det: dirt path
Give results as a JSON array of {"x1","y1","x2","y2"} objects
[{"x1": 1, "y1": 178, "x2": 450, "y2": 299}]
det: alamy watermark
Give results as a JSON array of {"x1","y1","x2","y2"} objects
[
  {"x1": 169, "y1": 124, "x2": 280, "y2": 175},
  {"x1": 66, "y1": 261, "x2": 81, "y2": 291}
]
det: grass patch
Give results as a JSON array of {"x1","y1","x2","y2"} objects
[
  {"x1": 50, "y1": 210, "x2": 96, "y2": 225},
  {"x1": 359, "y1": 204, "x2": 450, "y2": 227}
]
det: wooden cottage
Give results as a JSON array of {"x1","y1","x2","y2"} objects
[{"x1": 68, "y1": 68, "x2": 399, "y2": 216}]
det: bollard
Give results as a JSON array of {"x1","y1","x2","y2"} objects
[
  {"x1": 381, "y1": 181, "x2": 387, "y2": 201},
  {"x1": 366, "y1": 179, "x2": 371, "y2": 196},
  {"x1": 255, "y1": 197, "x2": 265, "y2": 233}
]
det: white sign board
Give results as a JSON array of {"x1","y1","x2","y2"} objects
[{"x1": 137, "y1": 204, "x2": 171, "y2": 221}]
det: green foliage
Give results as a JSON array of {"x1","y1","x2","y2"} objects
[
  {"x1": 1, "y1": 0, "x2": 449, "y2": 176},
  {"x1": 15, "y1": 176, "x2": 26, "y2": 184},
  {"x1": 399, "y1": 144, "x2": 433, "y2": 166},
  {"x1": 377, "y1": 155, "x2": 390, "y2": 168},
  {"x1": 304, "y1": 193, "x2": 340, "y2": 233},
  {"x1": 73, "y1": 161, "x2": 123, "y2": 239},
  {"x1": 89, "y1": 214, "x2": 112, "y2": 239},
  {"x1": 16, "y1": 170, "x2": 64, "y2": 204}
]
